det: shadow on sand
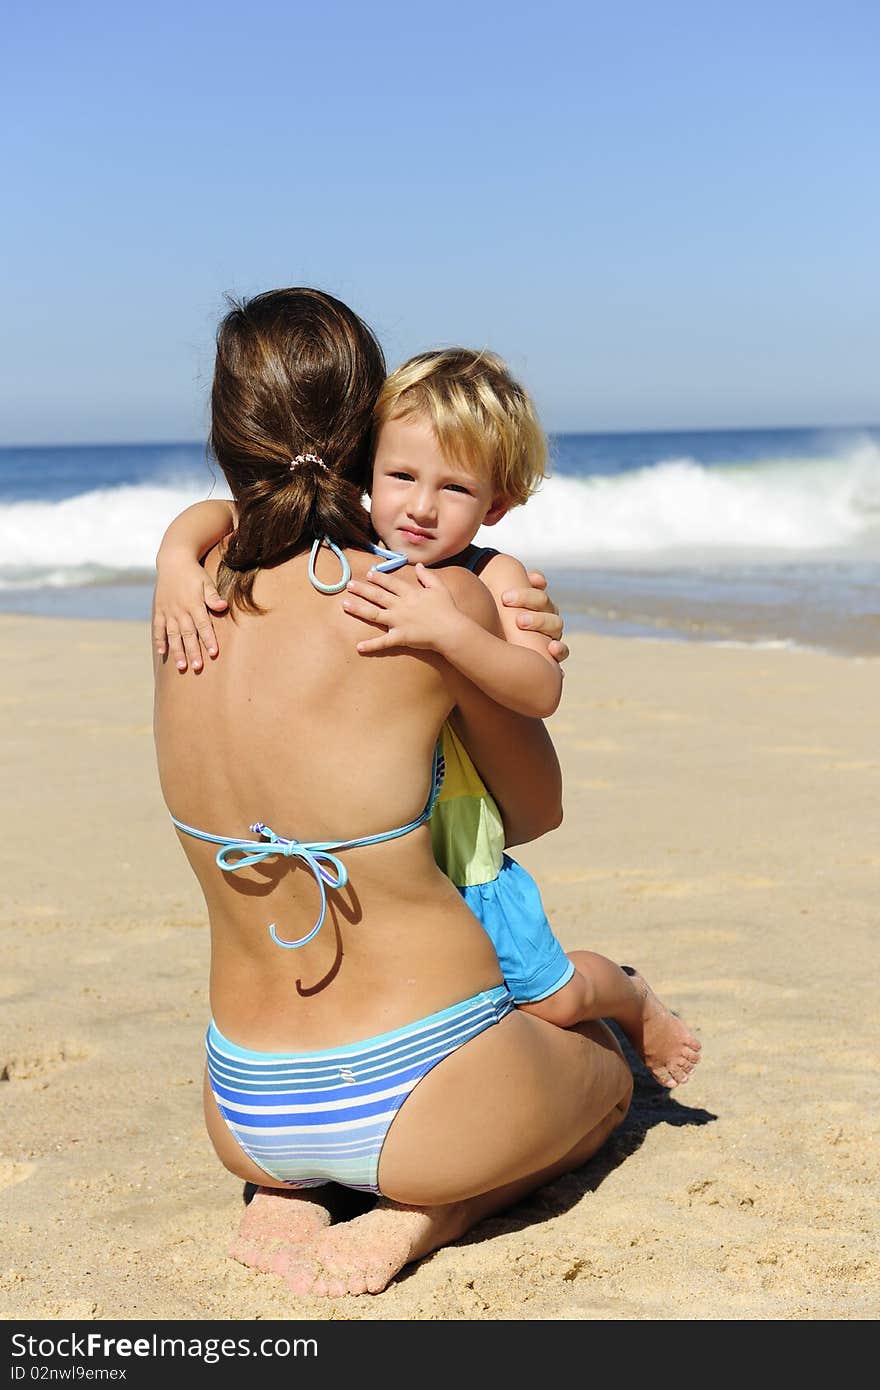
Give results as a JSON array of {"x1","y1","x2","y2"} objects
[
  {"x1": 242, "y1": 1024, "x2": 717, "y2": 1277},
  {"x1": 460, "y1": 1023, "x2": 717, "y2": 1244}
]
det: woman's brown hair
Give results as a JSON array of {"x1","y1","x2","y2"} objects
[{"x1": 210, "y1": 287, "x2": 385, "y2": 612}]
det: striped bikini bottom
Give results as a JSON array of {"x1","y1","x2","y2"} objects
[{"x1": 206, "y1": 983, "x2": 514, "y2": 1195}]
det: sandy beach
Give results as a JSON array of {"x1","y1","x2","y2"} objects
[{"x1": 2, "y1": 613, "x2": 878, "y2": 1321}]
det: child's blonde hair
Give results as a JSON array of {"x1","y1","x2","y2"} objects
[{"x1": 373, "y1": 348, "x2": 548, "y2": 507}]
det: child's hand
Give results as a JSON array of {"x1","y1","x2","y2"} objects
[
  {"x1": 344, "y1": 563, "x2": 461, "y2": 654},
  {"x1": 501, "y1": 570, "x2": 569, "y2": 664},
  {"x1": 152, "y1": 565, "x2": 228, "y2": 672}
]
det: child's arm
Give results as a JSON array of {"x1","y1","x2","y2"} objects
[
  {"x1": 470, "y1": 553, "x2": 564, "y2": 672},
  {"x1": 152, "y1": 500, "x2": 236, "y2": 672},
  {"x1": 344, "y1": 561, "x2": 563, "y2": 718},
  {"x1": 427, "y1": 570, "x2": 564, "y2": 846},
  {"x1": 500, "y1": 568, "x2": 569, "y2": 664}
]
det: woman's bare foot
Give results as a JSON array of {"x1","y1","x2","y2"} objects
[
  {"x1": 229, "y1": 1187, "x2": 333, "y2": 1271},
  {"x1": 273, "y1": 1094, "x2": 635, "y2": 1297},
  {"x1": 277, "y1": 1199, "x2": 461, "y2": 1297},
  {"x1": 621, "y1": 967, "x2": 702, "y2": 1088}
]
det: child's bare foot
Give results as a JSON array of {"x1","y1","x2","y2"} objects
[
  {"x1": 621, "y1": 967, "x2": 702, "y2": 1088},
  {"x1": 277, "y1": 1199, "x2": 460, "y2": 1297},
  {"x1": 229, "y1": 1187, "x2": 333, "y2": 1271}
]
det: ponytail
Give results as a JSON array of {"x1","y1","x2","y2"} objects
[{"x1": 209, "y1": 287, "x2": 385, "y2": 613}]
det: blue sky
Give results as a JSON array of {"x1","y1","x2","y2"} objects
[{"x1": 3, "y1": 0, "x2": 878, "y2": 442}]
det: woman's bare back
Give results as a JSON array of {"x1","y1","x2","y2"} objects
[{"x1": 153, "y1": 544, "x2": 503, "y2": 1049}]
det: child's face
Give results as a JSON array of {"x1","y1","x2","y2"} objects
[{"x1": 370, "y1": 413, "x2": 507, "y2": 566}]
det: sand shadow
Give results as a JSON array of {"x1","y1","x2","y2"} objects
[{"x1": 452, "y1": 1023, "x2": 717, "y2": 1253}]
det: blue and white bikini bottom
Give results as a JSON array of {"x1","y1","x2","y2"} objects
[{"x1": 206, "y1": 983, "x2": 514, "y2": 1195}]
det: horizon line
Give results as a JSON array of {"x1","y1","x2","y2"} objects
[{"x1": 2, "y1": 420, "x2": 879, "y2": 451}]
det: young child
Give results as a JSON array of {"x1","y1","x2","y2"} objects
[{"x1": 154, "y1": 349, "x2": 700, "y2": 1089}]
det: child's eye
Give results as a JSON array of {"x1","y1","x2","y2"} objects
[
  {"x1": 391, "y1": 471, "x2": 414, "y2": 482},
  {"x1": 444, "y1": 483, "x2": 472, "y2": 495}
]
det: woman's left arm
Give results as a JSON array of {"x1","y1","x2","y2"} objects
[
  {"x1": 447, "y1": 684, "x2": 563, "y2": 849},
  {"x1": 344, "y1": 565, "x2": 565, "y2": 847},
  {"x1": 447, "y1": 567, "x2": 565, "y2": 845},
  {"x1": 441, "y1": 569, "x2": 564, "y2": 847}
]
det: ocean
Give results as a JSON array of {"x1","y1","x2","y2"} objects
[{"x1": 2, "y1": 427, "x2": 879, "y2": 655}]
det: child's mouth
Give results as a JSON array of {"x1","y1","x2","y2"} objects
[{"x1": 399, "y1": 527, "x2": 435, "y2": 543}]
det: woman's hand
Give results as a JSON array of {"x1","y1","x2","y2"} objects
[
  {"x1": 500, "y1": 570, "x2": 569, "y2": 664},
  {"x1": 152, "y1": 560, "x2": 228, "y2": 673}
]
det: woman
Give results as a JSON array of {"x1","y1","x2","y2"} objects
[{"x1": 153, "y1": 287, "x2": 633, "y2": 1297}]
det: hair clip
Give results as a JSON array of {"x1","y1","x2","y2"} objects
[{"x1": 289, "y1": 453, "x2": 327, "y2": 471}]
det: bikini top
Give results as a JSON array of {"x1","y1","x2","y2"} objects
[
  {"x1": 169, "y1": 537, "x2": 445, "y2": 950},
  {"x1": 456, "y1": 545, "x2": 499, "y2": 577}
]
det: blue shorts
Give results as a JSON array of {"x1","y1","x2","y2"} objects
[{"x1": 458, "y1": 855, "x2": 574, "y2": 1005}]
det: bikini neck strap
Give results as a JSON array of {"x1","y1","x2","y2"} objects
[{"x1": 308, "y1": 536, "x2": 409, "y2": 594}]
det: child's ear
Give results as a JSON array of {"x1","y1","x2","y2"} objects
[{"x1": 482, "y1": 497, "x2": 509, "y2": 528}]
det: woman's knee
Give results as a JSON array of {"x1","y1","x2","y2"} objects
[
  {"x1": 575, "y1": 1018, "x2": 633, "y2": 1112},
  {"x1": 613, "y1": 1065, "x2": 634, "y2": 1118},
  {"x1": 380, "y1": 1010, "x2": 632, "y2": 1203}
]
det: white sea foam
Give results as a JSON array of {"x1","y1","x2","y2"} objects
[
  {"x1": 0, "y1": 480, "x2": 231, "y2": 587},
  {"x1": 2, "y1": 444, "x2": 879, "y2": 588},
  {"x1": 480, "y1": 441, "x2": 880, "y2": 564}
]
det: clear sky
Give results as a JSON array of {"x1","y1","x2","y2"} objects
[{"x1": 3, "y1": 0, "x2": 878, "y2": 443}]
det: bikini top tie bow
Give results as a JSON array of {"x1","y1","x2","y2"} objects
[{"x1": 171, "y1": 819, "x2": 349, "y2": 950}]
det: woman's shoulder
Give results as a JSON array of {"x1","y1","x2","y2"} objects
[
  {"x1": 343, "y1": 547, "x2": 501, "y2": 635},
  {"x1": 432, "y1": 564, "x2": 501, "y2": 634}
]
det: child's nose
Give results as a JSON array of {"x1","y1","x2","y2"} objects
[{"x1": 408, "y1": 490, "x2": 437, "y2": 522}]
